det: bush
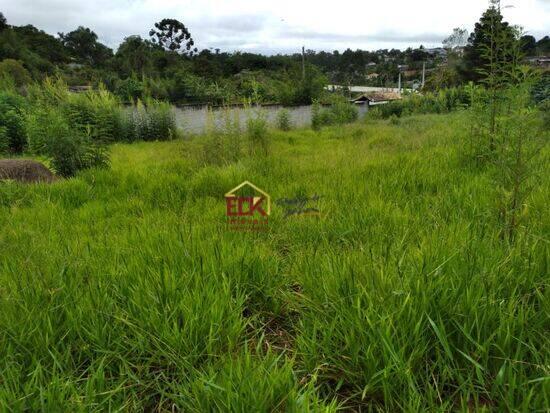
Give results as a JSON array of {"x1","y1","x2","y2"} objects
[
  {"x1": 312, "y1": 100, "x2": 357, "y2": 130},
  {"x1": 128, "y1": 99, "x2": 177, "y2": 142},
  {"x1": 202, "y1": 107, "x2": 243, "y2": 165},
  {"x1": 367, "y1": 87, "x2": 471, "y2": 120},
  {"x1": 25, "y1": 106, "x2": 109, "y2": 177},
  {"x1": 65, "y1": 87, "x2": 122, "y2": 144},
  {"x1": 0, "y1": 59, "x2": 32, "y2": 87},
  {"x1": 115, "y1": 77, "x2": 144, "y2": 102},
  {"x1": 276, "y1": 108, "x2": 292, "y2": 131},
  {"x1": 247, "y1": 107, "x2": 270, "y2": 155},
  {"x1": 389, "y1": 114, "x2": 400, "y2": 125},
  {"x1": 540, "y1": 99, "x2": 550, "y2": 130},
  {"x1": 331, "y1": 101, "x2": 358, "y2": 124},
  {"x1": 0, "y1": 91, "x2": 26, "y2": 153}
]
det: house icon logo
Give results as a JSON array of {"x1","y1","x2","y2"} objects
[{"x1": 225, "y1": 181, "x2": 270, "y2": 231}]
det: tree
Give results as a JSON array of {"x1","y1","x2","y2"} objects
[
  {"x1": 443, "y1": 28, "x2": 469, "y2": 50},
  {"x1": 149, "y1": 19, "x2": 197, "y2": 55},
  {"x1": 536, "y1": 36, "x2": 550, "y2": 54},
  {"x1": 58, "y1": 26, "x2": 112, "y2": 66},
  {"x1": 0, "y1": 59, "x2": 32, "y2": 86},
  {"x1": 461, "y1": 4, "x2": 515, "y2": 82},
  {"x1": 14, "y1": 25, "x2": 67, "y2": 64},
  {"x1": 116, "y1": 35, "x2": 158, "y2": 76},
  {"x1": 519, "y1": 35, "x2": 537, "y2": 56},
  {"x1": 0, "y1": 12, "x2": 7, "y2": 32}
]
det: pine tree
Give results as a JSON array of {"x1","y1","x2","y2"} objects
[{"x1": 461, "y1": 2, "x2": 515, "y2": 82}]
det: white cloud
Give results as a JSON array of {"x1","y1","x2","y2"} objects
[{"x1": 1, "y1": 0, "x2": 548, "y2": 53}]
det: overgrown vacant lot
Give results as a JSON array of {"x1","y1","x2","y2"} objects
[{"x1": 0, "y1": 113, "x2": 548, "y2": 411}]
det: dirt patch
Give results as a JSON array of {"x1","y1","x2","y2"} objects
[{"x1": 0, "y1": 159, "x2": 57, "y2": 183}]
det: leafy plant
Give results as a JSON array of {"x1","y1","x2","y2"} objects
[
  {"x1": 276, "y1": 108, "x2": 292, "y2": 131},
  {"x1": 0, "y1": 91, "x2": 27, "y2": 153},
  {"x1": 246, "y1": 106, "x2": 270, "y2": 156}
]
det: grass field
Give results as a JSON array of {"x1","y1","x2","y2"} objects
[{"x1": 0, "y1": 112, "x2": 548, "y2": 411}]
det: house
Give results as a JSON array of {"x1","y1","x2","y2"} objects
[
  {"x1": 352, "y1": 92, "x2": 402, "y2": 106},
  {"x1": 425, "y1": 48, "x2": 447, "y2": 58},
  {"x1": 366, "y1": 73, "x2": 379, "y2": 80},
  {"x1": 527, "y1": 56, "x2": 550, "y2": 69}
]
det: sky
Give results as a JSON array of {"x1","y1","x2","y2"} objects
[{"x1": 1, "y1": 0, "x2": 549, "y2": 54}]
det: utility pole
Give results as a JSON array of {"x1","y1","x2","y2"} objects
[
  {"x1": 302, "y1": 46, "x2": 306, "y2": 81},
  {"x1": 398, "y1": 72, "x2": 401, "y2": 94}
]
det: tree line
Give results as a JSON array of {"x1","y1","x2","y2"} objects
[{"x1": 0, "y1": 8, "x2": 548, "y2": 104}]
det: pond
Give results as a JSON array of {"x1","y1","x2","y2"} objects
[{"x1": 173, "y1": 104, "x2": 369, "y2": 135}]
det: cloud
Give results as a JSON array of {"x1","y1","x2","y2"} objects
[
  {"x1": 283, "y1": 30, "x2": 445, "y2": 45},
  {"x1": 1, "y1": 0, "x2": 548, "y2": 53}
]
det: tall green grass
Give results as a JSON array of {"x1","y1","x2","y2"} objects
[
  {"x1": 0, "y1": 112, "x2": 548, "y2": 411},
  {"x1": 1, "y1": 78, "x2": 178, "y2": 176}
]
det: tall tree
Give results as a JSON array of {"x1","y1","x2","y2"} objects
[
  {"x1": 519, "y1": 35, "x2": 537, "y2": 56},
  {"x1": 461, "y1": 3, "x2": 515, "y2": 82},
  {"x1": 58, "y1": 26, "x2": 112, "y2": 66},
  {"x1": 149, "y1": 19, "x2": 197, "y2": 56},
  {"x1": 0, "y1": 12, "x2": 7, "y2": 32},
  {"x1": 536, "y1": 36, "x2": 550, "y2": 54},
  {"x1": 116, "y1": 35, "x2": 158, "y2": 76},
  {"x1": 443, "y1": 28, "x2": 469, "y2": 51}
]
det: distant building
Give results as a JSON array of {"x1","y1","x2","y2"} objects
[
  {"x1": 425, "y1": 48, "x2": 447, "y2": 58},
  {"x1": 68, "y1": 85, "x2": 92, "y2": 93},
  {"x1": 67, "y1": 62, "x2": 85, "y2": 70},
  {"x1": 527, "y1": 56, "x2": 550, "y2": 69},
  {"x1": 352, "y1": 92, "x2": 402, "y2": 106},
  {"x1": 366, "y1": 73, "x2": 379, "y2": 80}
]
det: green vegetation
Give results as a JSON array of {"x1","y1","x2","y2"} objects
[
  {"x1": 1, "y1": 7, "x2": 547, "y2": 106},
  {"x1": 312, "y1": 98, "x2": 359, "y2": 130},
  {"x1": 368, "y1": 87, "x2": 471, "y2": 119},
  {"x1": 0, "y1": 2, "x2": 548, "y2": 410},
  {"x1": 0, "y1": 78, "x2": 177, "y2": 176},
  {"x1": 0, "y1": 112, "x2": 548, "y2": 411},
  {"x1": 276, "y1": 108, "x2": 292, "y2": 131}
]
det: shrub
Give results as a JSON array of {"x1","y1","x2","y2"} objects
[
  {"x1": 331, "y1": 101, "x2": 358, "y2": 124},
  {"x1": 0, "y1": 126, "x2": 8, "y2": 153},
  {"x1": 65, "y1": 88, "x2": 122, "y2": 144},
  {"x1": 247, "y1": 107, "x2": 270, "y2": 155},
  {"x1": 0, "y1": 59, "x2": 32, "y2": 87},
  {"x1": 312, "y1": 100, "x2": 357, "y2": 130},
  {"x1": 115, "y1": 77, "x2": 144, "y2": 102},
  {"x1": 25, "y1": 105, "x2": 109, "y2": 177},
  {"x1": 389, "y1": 114, "x2": 400, "y2": 125},
  {"x1": 202, "y1": 107, "x2": 242, "y2": 165},
  {"x1": 129, "y1": 99, "x2": 177, "y2": 142},
  {"x1": 0, "y1": 91, "x2": 26, "y2": 153},
  {"x1": 276, "y1": 108, "x2": 292, "y2": 131},
  {"x1": 368, "y1": 87, "x2": 471, "y2": 120},
  {"x1": 540, "y1": 99, "x2": 550, "y2": 129},
  {"x1": 146, "y1": 99, "x2": 176, "y2": 141}
]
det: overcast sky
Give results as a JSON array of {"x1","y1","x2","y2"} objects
[{"x1": 1, "y1": 0, "x2": 549, "y2": 54}]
